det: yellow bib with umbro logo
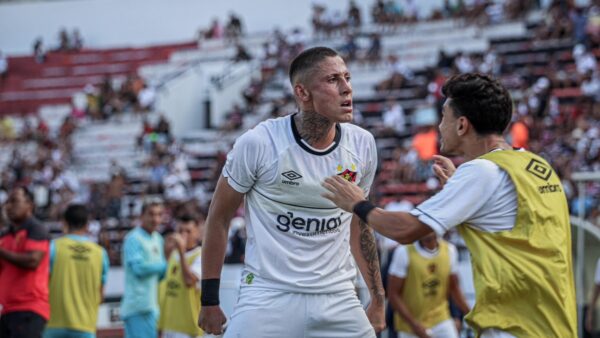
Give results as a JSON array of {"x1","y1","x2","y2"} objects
[
  {"x1": 158, "y1": 247, "x2": 203, "y2": 337},
  {"x1": 459, "y1": 150, "x2": 577, "y2": 338},
  {"x1": 47, "y1": 237, "x2": 104, "y2": 332},
  {"x1": 394, "y1": 241, "x2": 451, "y2": 332}
]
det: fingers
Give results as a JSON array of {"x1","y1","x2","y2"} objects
[
  {"x1": 321, "y1": 180, "x2": 338, "y2": 194},
  {"x1": 321, "y1": 192, "x2": 336, "y2": 201},
  {"x1": 432, "y1": 164, "x2": 447, "y2": 180},
  {"x1": 432, "y1": 155, "x2": 455, "y2": 169}
]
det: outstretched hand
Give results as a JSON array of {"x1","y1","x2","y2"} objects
[
  {"x1": 432, "y1": 155, "x2": 456, "y2": 186},
  {"x1": 322, "y1": 175, "x2": 366, "y2": 212}
]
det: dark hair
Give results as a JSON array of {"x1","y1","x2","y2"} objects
[
  {"x1": 64, "y1": 204, "x2": 88, "y2": 230},
  {"x1": 441, "y1": 73, "x2": 512, "y2": 135},
  {"x1": 12, "y1": 186, "x2": 35, "y2": 212},
  {"x1": 141, "y1": 199, "x2": 163, "y2": 215},
  {"x1": 178, "y1": 213, "x2": 200, "y2": 226},
  {"x1": 289, "y1": 47, "x2": 339, "y2": 85}
]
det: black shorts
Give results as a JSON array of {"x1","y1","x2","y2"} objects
[{"x1": 0, "y1": 311, "x2": 46, "y2": 338}]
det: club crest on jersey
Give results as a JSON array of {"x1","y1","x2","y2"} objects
[{"x1": 337, "y1": 164, "x2": 357, "y2": 182}]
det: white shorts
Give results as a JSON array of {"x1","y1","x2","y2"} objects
[
  {"x1": 398, "y1": 319, "x2": 458, "y2": 338},
  {"x1": 224, "y1": 287, "x2": 376, "y2": 338},
  {"x1": 162, "y1": 330, "x2": 201, "y2": 338},
  {"x1": 480, "y1": 328, "x2": 517, "y2": 338}
]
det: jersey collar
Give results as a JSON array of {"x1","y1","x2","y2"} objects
[{"x1": 290, "y1": 113, "x2": 341, "y2": 156}]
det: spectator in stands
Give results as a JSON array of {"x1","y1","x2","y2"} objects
[
  {"x1": 225, "y1": 12, "x2": 244, "y2": 41},
  {"x1": 138, "y1": 83, "x2": 156, "y2": 111},
  {"x1": 0, "y1": 50, "x2": 7, "y2": 81},
  {"x1": 71, "y1": 28, "x2": 83, "y2": 50},
  {"x1": 233, "y1": 43, "x2": 252, "y2": 62},
  {"x1": 221, "y1": 104, "x2": 244, "y2": 131},
  {"x1": 454, "y1": 52, "x2": 475, "y2": 73},
  {"x1": 339, "y1": 34, "x2": 359, "y2": 62},
  {"x1": 44, "y1": 204, "x2": 109, "y2": 338},
  {"x1": 436, "y1": 50, "x2": 454, "y2": 70},
  {"x1": 348, "y1": 0, "x2": 362, "y2": 29},
  {"x1": 574, "y1": 44, "x2": 598, "y2": 76},
  {"x1": 121, "y1": 200, "x2": 167, "y2": 338},
  {"x1": 376, "y1": 54, "x2": 414, "y2": 91},
  {"x1": 58, "y1": 28, "x2": 70, "y2": 52},
  {"x1": 0, "y1": 187, "x2": 50, "y2": 338},
  {"x1": 33, "y1": 38, "x2": 46, "y2": 64},
  {"x1": 364, "y1": 33, "x2": 382, "y2": 64},
  {"x1": 158, "y1": 214, "x2": 204, "y2": 338},
  {"x1": 205, "y1": 19, "x2": 223, "y2": 40},
  {"x1": 404, "y1": 0, "x2": 418, "y2": 23},
  {"x1": 106, "y1": 172, "x2": 125, "y2": 219},
  {"x1": 380, "y1": 99, "x2": 407, "y2": 137},
  {"x1": 372, "y1": 0, "x2": 386, "y2": 23},
  {"x1": 387, "y1": 233, "x2": 469, "y2": 338}
]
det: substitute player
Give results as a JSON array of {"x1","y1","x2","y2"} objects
[
  {"x1": 121, "y1": 201, "x2": 167, "y2": 338},
  {"x1": 159, "y1": 214, "x2": 204, "y2": 338},
  {"x1": 44, "y1": 204, "x2": 109, "y2": 338},
  {"x1": 198, "y1": 46, "x2": 385, "y2": 337},
  {"x1": 388, "y1": 233, "x2": 469, "y2": 338},
  {"x1": 323, "y1": 73, "x2": 577, "y2": 337}
]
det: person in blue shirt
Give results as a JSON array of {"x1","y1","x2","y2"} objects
[{"x1": 121, "y1": 200, "x2": 167, "y2": 338}]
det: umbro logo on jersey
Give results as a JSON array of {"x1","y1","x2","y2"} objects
[
  {"x1": 525, "y1": 159, "x2": 552, "y2": 181},
  {"x1": 282, "y1": 170, "x2": 302, "y2": 180},
  {"x1": 281, "y1": 170, "x2": 302, "y2": 186}
]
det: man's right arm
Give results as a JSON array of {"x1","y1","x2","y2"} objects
[
  {"x1": 198, "y1": 175, "x2": 244, "y2": 335},
  {"x1": 124, "y1": 236, "x2": 165, "y2": 278}
]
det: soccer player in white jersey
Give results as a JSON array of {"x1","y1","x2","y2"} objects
[{"x1": 198, "y1": 47, "x2": 385, "y2": 337}]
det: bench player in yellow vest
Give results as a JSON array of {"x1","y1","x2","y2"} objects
[
  {"x1": 323, "y1": 73, "x2": 577, "y2": 338},
  {"x1": 388, "y1": 233, "x2": 469, "y2": 338},
  {"x1": 158, "y1": 214, "x2": 204, "y2": 338},
  {"x1": 43, "y1": 204, "x2": 110, "y2": 338}
]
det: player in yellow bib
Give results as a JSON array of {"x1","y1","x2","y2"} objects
[
  {"x1": 159, "y1": 214, "x2": 204, "y2": 338},
  {"x1": 44, "y1": 204, "x2": 109, "y2": 338},
  {"x1": 388, "y1": 233, "x2": 469, "y2": 338},
  {"x1": 323, "y1": 73, "x2": 577, "y2": 338}
]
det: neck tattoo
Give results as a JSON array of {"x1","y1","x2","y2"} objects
[{"x1": 295, "y1": 112, "x2": 334, "y2": 147}]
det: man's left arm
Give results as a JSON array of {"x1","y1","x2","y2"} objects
[{"x1": 350, "y1": 215, "x2": 385, "y2": 333}]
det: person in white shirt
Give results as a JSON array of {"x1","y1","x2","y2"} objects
[
  {"x1": 323, "y1": 73, "x2": 577, "y2": 338},
  {"x1": 198, "y1": 47, "x2": 385, "y2": 337},
  {"x1": 387, "y1": 233, "x2": 469, "y2": 338},
  {"x1": 0, "y1": 51, "x2": 7, "y2": 80}
]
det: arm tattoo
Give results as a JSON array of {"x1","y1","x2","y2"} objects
[{"x1": 359, "y1": 220, "x2": 384, "y2": 302}]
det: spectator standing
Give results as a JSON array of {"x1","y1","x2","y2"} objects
[
  {"x1": 44, "y1": 204, "x2": 109, "y2": 338},
  {"x1": 33, "y1": 38, "x2": 46, "y2": 64},
  {"x1": 0, "y1": 51, "x2": 7, "y2": 81},
  {"x1": 0, "y1": 187, "x2": 50, "y2": 338},
  {"x1": 121, "y1": 201, "x2": 167, "y2": 338}
]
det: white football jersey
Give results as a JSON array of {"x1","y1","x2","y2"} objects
[{"x1": 223, "y1": 114, "x2": 378, "y2": 293}]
